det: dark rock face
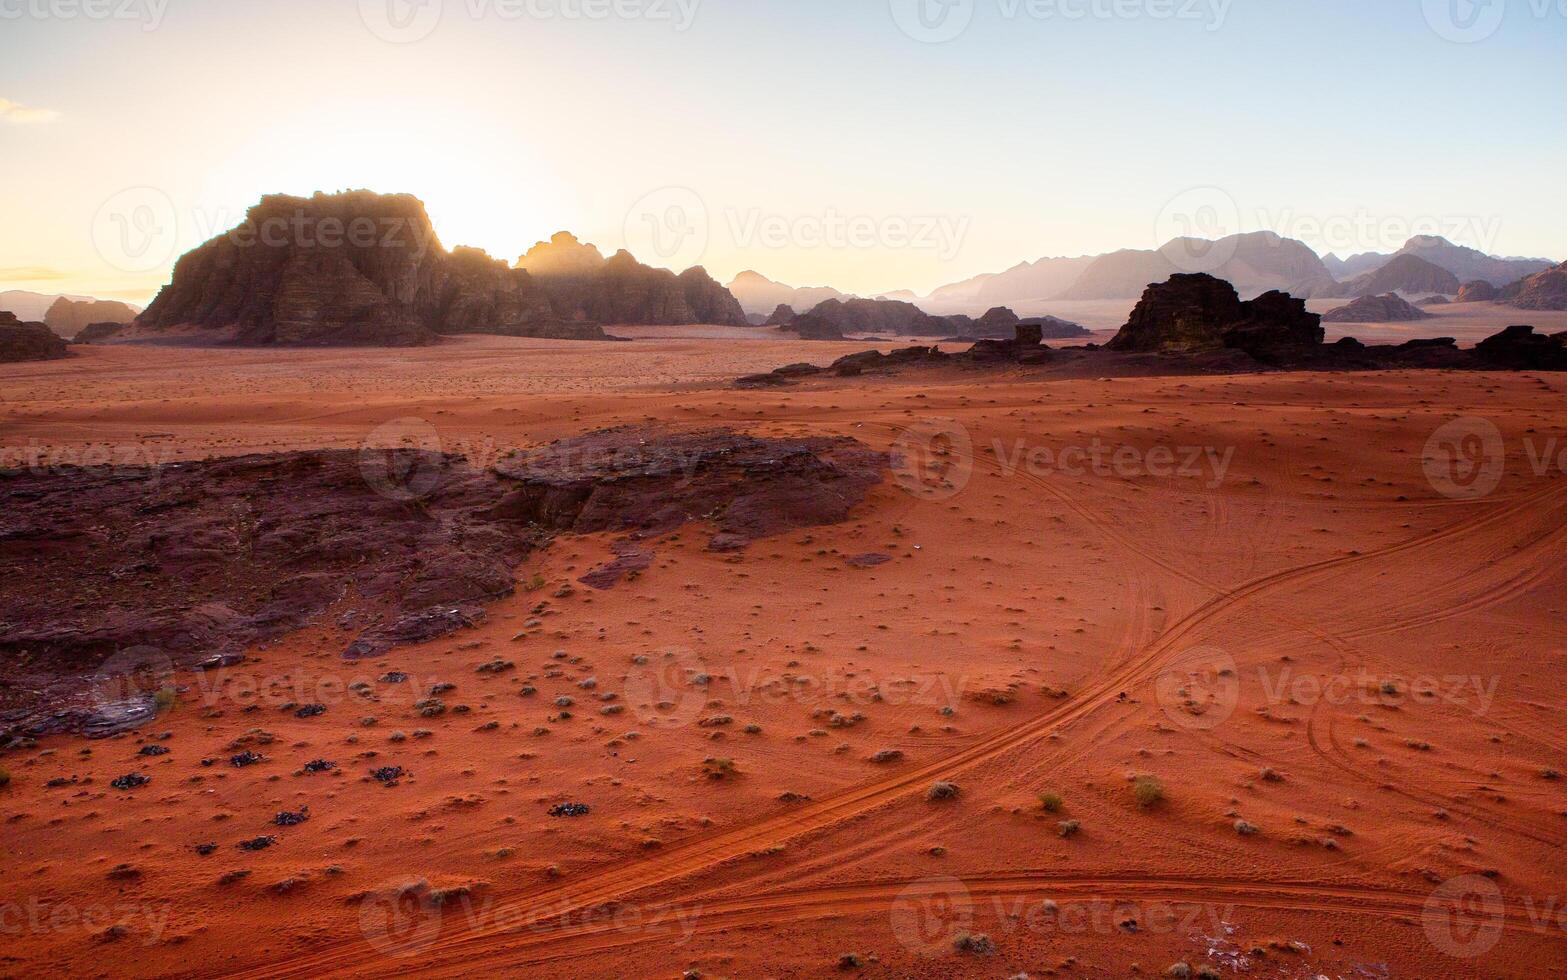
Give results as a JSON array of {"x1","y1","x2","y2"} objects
[
  {"x1": 1456, "y1": 280, "x2": 1499, "y2": 303},
  {"x1": 0, "y1": 311, "x2": 71, "y2": 362},
  {"x1": 44, "y1": 298, "x2": 138, "y2": 338},
  {"x1": 784, "y1": 313, "x2": 845, "y2": 340},
  {"x1": 0, "y1": 429, "x2": 885, "y2": 739},
  {"x1": 73, "y1": 322, "x2": 128, "y2": 344},
  {"x1": 799, "y1": 297, "x2": 947, "y2": 336},
  {"x1": 1107, "y1": 275, "x2": 1322, "y2": 359},
  {"x1": 764, "y1": 304, "x2": 797, "y2": 326},
  {"x1": 134, "y1": 194, "x2": 736, "y2": 346},
  {"x1": 1335, "y1": 253, "x2": 1460, "y2": 298},
  {"x1": 966, "y1": 306, "x2": 1021, "y2": 338},
  {"x1": 1020, "y1": 316, "x2": 1093, "y2": 340},
  {"x1": 1416, "y1": 295, "x2": 1450, "y2": 306},
  {"x1": 1509, "y1": 261, "x2": 1567, "y2": 311},
  {"x1": 517, "y1": 233, "x2": 748, "y2": 326},
  {"x1": 1474, "y1": 325, "x2": 1567, "y2": 370},
  {"x1": 1322, "y1": 293, "x2": 1433, "y2": 323}
]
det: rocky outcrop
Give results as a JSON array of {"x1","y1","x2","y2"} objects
[
  {"x1": 1335, "y1": 253, "x2": 1460, "y2": 298},
  {"x1": 797, "y1": 297, "x2": 949, "y2": 336},
  {"x1": 1473, "y1": 325, "x2": 1567, "y2": 370},
  {"x1": 518, "y1": 232, "x2": 748, "y2": 326},
  {"x1": 135, "y1": 194, "x2": 743, "y2": 346},
  {"x1": 0, "y1": 429, "x2": 886, "y2": 738},
  {"x1": 1058, "y1": 232, "x2": 1335, "y2": 301},
  {"x1": 0, "y1": 311, "x2": 71, "y2": 362},
  {"x1": 1106, "y1": 274, "x2": 1322, "y2": 360},
  {"x1": 1508, "y1": 261, "x2": 1567, "y2": 311},
  {"x1": 967, "y1": 306, "x2": 1021, "y2": 338},
  {"x1": 764, "y1": 304, "x2": 796, "y2": 326},
  {"x1": 1322, "y1": 293, "x2": 1433, "y2": 323},
  {"x1": 1416, "y1": 295, "x2": 1451, "y2": 306},
  {"x1": 1456, "y1": 280, "x2": 1499, "y2": 303},
  {"x1": 44, "y1": 298, "x2": 139, "y2": 338},
  {"x1": 1395, "y1": 236, "x2": 1555, "y2": 287},
  {"x1": 784, "y1": 314, "x2": 845, "y2": 340},
  {"x1": 74, "y1": 322, "x2": 128, "y2": 344}
]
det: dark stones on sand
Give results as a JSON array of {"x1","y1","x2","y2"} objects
[
  {"x1": 549, "y1": 802, "x2": 591, "y2": 817},
  {"x1": 274, "y1": 808, "x2": 310, "y2": 827},
  {"x1": 238, "y1": 836, "x2": 276, "y2": 851},
  {"x1": 137, "y1": 745, "x2": 170, "y2": 757},
  {"x1": 294, "y1": 704, "x2": 327, "y2": 719},
  {"x1": 110, "y1": 773, "x2": 151, "y2": 790},
  {"x1": 371, "y1": 766, "x2": 405, "y2": 785},
  {"x1": 230, "y1": 752, "x2": 264, "y2": 768}
]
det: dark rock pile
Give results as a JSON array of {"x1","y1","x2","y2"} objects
[
  {"x1": 1106, "y1": 274, "x2": 1322, "y2": 360},
  {"x1": 1321, "y1": 293, "x2": 1433, "y2": 323},
  {"x1": 0, "y1": 311, "x2": 70, "y2": 362}
]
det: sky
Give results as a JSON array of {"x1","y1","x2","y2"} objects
[{"x1": 1, "y1": 0, "x2": 1564, "y2": 304}]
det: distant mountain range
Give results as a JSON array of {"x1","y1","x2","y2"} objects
[
  {"x1": 763, "y1": 233, "x2": 1557, "y2": 317},
  {"x1": 0, "y1": 290, "x2": 142, "y2": 337}
]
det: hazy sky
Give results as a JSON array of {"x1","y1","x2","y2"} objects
[{"x1": 2, "y1": 0, "x2": 1564, "y2": 303}]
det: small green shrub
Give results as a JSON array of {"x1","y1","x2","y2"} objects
[
  {"x1": 1039, "y1": 791, "x2": 1064, "y2": 813},
  {"x1": 1133, "y1": 775, "x2": 1165, "y2": 809}
]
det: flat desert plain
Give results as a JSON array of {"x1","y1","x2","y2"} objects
[{"x1": 3, "y1": 332, "x2": 1567, "y2": 979}]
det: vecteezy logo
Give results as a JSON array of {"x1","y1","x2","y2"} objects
[
  {"x1": 891, "y1": 418, "x2": 974, "y2": 501},
  {"x1": 889, "y1": 0, "x2": 976, "y2": 43},
  {"x1": 1422, "y1": 0, "x2": 1507, "y2": 43},
  {"x1": 1423, "y1": 416, "x2": 1505, "y2": 500},
  {"x1": 91, "y1": 187, "x2": 179, "y2": 274},
  {"x1": 1422, "y1": 875, "x2": 1505, "y2": 958},
  {"x1": 359, "y1": 880, "x2": 445, "y2": 958},
  {"x1": 890, "y1": 876, "x2": 974, "y2": 956},
  {"x1": 1155, "y1": 187, "x2": 1242, "y2": 274},
  {"x1": 623, "y1": 186, "x2": 709, "y2": 272},
  {"x1": 1153, "y1": 646, "x2": 1239, "y2": 731},
  {"x1": 359, "y1": 417, "x2": 447, "y2": 502},
  {"x1": 360, "y1": 0, "x2": 444, "y2": 43},
  {"x1": 623, "y1": 647, "x2": 710, "y2": 729}
]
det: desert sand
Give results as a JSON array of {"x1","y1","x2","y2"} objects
[{"x1": 2, "y1": 333, "x2": 1566, "y2": 978}]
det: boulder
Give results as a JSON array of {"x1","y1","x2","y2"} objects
[
  {"x1": 1107, "y1": 274, "x2": 1322, "y2": 359},
  {"x1": 1321, "y1": 293, "x2": 1433, "y2": 323},
  {"x1": 0, "y1": 311, "x2": 71, "y2": 362}
]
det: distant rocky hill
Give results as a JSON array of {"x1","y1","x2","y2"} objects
[
  {"x1": 726, "y1": 270, "x2": 849, "y2": 316},
  {"x1": 1456, "y1": 280, "x2": 1499, "y2": 303},
  {"x1": 1056, "y1": 232, "x2": 1335, "y2": 300},
  {"x1": 1322, "y1": 293, "x2": 1433, "y2": 323},
  {"x1": 793, "y1": 297, "x2": 947, "y2": 337},
  {"x1": 1334, "y1": 254, "x2": 1460, "y2": 298},
  {"x1": 926, "y1": 255, "x2": 1098, "y2": 310},
  {"x1": 0, "y1": 289, "x2": 102, "y2": 322},
  {"x1": 1508, "y1": 261, "x2": 1567, "y2": 311},
  {"x1": 44, "y1": 297, "x2": 140, "y2": 338},
  {"x1": 1397, "y1": 236, "x2": 1554, "y2": 287},
  {"x1": 1321, "y1": 251, "x2": 1389, "y2": 281}
]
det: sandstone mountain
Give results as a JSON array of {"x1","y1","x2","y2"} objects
[
  {"x1": 1321, "y1": 251, "x2": 1390, "y2": 281},
  {"x1": 0, "y1": 289, "x2": 104, "y2": 323},
  {"x1": 43, "y1": 297, "x2": 140, "y2": 338},
  {"x1": 797, "y1": 297, "x2": 951, "y2": 337},
  {"x1": 1508, "y1": 260, "x2": 1567, "y2": 311},
  {"x1": 1107, "y1": 274, "x2": 1322, "y2": 360},
  {"x1": 726, "y1": 270, "x2": 849, "y2": 316},
  {"x1": 1397, "y1": 235, "x2": 1554, "y2": 287},
  {"x1": 134, "y1": 193, "x2": 751, "y2": 346},
  {"x1": 0, "y1": 311, "x2": 70, "y2": 362},
  {"x1": 1322, "y1": 293, "x2": 1433, "y2": 323},
  {"x1": 525, "y1": 239, "x2": 747, "y2": 326},
  {"x1": 1334, "y1": 253, "x2": 1460, "y2": 298},
  {"x1": 925, "y1": 255, "x2": 1098, "y2": 311},
  {"x1": 764, "y1": 304, "x2": 796, "y2": 326}
]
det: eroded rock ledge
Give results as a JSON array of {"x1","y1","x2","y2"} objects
[{"x1": 0, "y1": 428, "x2": 885, "y2": 740}]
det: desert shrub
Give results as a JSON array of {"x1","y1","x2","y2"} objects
[
  {"x1": 1133, "y1": 775, "x2": 1164, "y2": 809},
  {"x1": 1057, "y1": 819, "x2": 1081, "y2": 838},
  {"x1": 1234, "y1": 819, "x2": 1259, "y2": 836},
  {"x1": 1039, "y1": 791, "x2": 1064, "y2": 813},
  {"x1": 952, "y1": 932, "x2": 995, "y2": 955},
  {"x1": 927, "y1": 781, "x2": 959, "y2": 801},
  {"x1": 0, "y1": 768, "x2": 10, "y2": 789}
]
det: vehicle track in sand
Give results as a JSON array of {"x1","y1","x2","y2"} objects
[{"x1": 231, "y1": 437, "x2": 1566, "y2": 980}]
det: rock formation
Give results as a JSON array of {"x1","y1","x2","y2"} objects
[
  {"x1": 1508, "y1": 261, "x2": 1567, "y2": 311},
  {"x1": 1456, "y1": 280, "x2": 1499, "y2": 303},
  {"x1": 44, "y1": 298, "x2": 139, "y2": 338},
  {"x1": 0, "y1": 311, "x2": 71, "y2": 362},
  {"x1": 783, "y1": 313, "x2": 846, "y2": 340},
  {"x1": 967, "y1": 306, "x2": 1022, "y2": 338},
  {"x1": 795, "y1": 297, "x2": 948, "y2": 336},
  {"x1": 1106, "y1": 274, "x2": 1322, "y2": 359},
  {"x1": 1473, "y1": 324, "x2": 1567, "y2": 370},
  {"x1": 73, "y1": 322, "x2": 128, "y2": 344},
  {"x1": 134, "y1": 194, "x2": 750, "y2": 346},
  {"x1": 1322, "y1": 293, "x2": 1433, "y2": 323},
  {"x1": 1334, "y1": 253, "x2": 1460, "y2": 298},
  {"x1": 1416, "y1": 295, "x2": 1450, "y2": 306},
  {"x1": 764, "y1": 304, "x2": 796, "y2": 326}
]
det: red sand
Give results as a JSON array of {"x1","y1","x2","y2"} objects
[{"x1": 2, "y1": 334, "x2": 1566, "y2": 978}]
